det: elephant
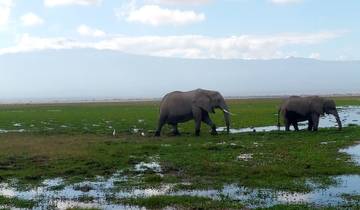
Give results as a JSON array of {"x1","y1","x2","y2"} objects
[
  {"x1": 155, "y1": 89, "x2": 232, "y2": 136},
  {"x1": 277, "y1": 96, "x2": 342, "y2": 131}
]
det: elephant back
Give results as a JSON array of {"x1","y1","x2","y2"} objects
[{"x1": 283, "y1": 97, "x2": 312, "y2": 116}]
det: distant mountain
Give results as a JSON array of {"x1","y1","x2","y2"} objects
[{"x1": 0, "y1": 49, "x2": 359, "y2": 103}]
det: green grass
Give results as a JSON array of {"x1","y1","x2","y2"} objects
[
  {"x1": 111, "y1": 195, "x2": 244, "y2": 209},
  {"x1": 258, "y1": 204, "x2": 339, "y2": 210},
  {"x1": 0, "y1": 97, "x2": 359, "y2": 208},
  {"x1": 0, "y1": 97, "x2": 358, "y2": 135},
  {"x1": 0, "y1": 195, "x2": 36, "y2": 209},
  {"x1": 0, "y1": 128, "x2": 360, "y2": 191}
]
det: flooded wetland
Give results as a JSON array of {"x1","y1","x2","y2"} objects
[{"x1": 0, "y1": 97, "x2": 359, "y2": 209}]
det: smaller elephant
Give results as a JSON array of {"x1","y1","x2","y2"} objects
[
  {"x1": 277, "y1": 96, "x2": 342, "y2": 131},
  {"x1": 155, "y1": 89, "x2": 232, "y2": 136}
]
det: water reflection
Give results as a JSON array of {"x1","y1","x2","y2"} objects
[{"x1": 218, "y1": 106, "x2": 360, "y2": 133}]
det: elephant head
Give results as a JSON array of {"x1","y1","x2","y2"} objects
[
  {"x1": 323, "y1": 99, "x2": 342, "y2": 130},
  {"x1": 311, "y1": 97, "x2": 342, "y2": 130},
  {"x1": 194, "y1": 89, "x2": 232, "y2": 133}
]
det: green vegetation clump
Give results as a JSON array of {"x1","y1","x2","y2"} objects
[
  {"x1": 0, "y1": 195, "x2": 36, "y2": 209},
  {"x1": 112, "y1": 195, "x2": 243, "y2": 209}
]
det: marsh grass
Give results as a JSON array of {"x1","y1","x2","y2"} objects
[
  {"x1": 0, "y1": 195, "x2": 37, "y2": 208},
  {"x1": 0, "y1": 97, "x2": 359, "y2": 208},
  {"x1": 111, "y1": 195, "x2": 244, "y2": 209}
]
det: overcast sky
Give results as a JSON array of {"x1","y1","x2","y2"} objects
[
  {"x1": 1, "y1": 0, "x2": 359, "y2": 60},
  {"x1": 0, "y1": 0, "x2": 359, "y2": 102}
]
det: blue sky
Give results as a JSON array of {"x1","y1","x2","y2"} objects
[{"x1": 0, "y1": 0, "x2": 359, "y2": 60}]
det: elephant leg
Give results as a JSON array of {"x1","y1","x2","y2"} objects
[
  {"x1": 155, "y1": 115, "x2": 166, "y2": 136},
  {"x1": 292, "y1": 122, "x2": 299, "y2": 131},
  {"x1": 312, "y1": 114, "x2": 320, "y2": 131},
  {"x1": 193, "y1": 108, "x2": 202, "y2": 136},
  {"x1": 308, "y1": 119, "x2": 314, "y2": 131},
  {"x1": 283, "y1": 116, "x2": 291, "y2": 131},
  {"x1": 285, "y1": 120, "x2": 291, "y2": 131},
  {"x1": 202, "y1": 112, "x2": 217, "y2": 135},
  {"x1": 171, "y1": 124, "x2": 180, "y2": 136}
]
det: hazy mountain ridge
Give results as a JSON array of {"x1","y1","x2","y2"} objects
[{"x1": 1, "y1": 49, "x2": 359, "y2": 103}]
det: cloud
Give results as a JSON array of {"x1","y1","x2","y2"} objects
[
  {"x1": 270, "y1": 0, "x2": 302, "y2": 5},
  {"x1": 0, "y1": 31, "x2": 344, "y2": 59},
  {"x1": 117, "y1": 2, "x2": 205, "y2": 26},
  {"x1": 77, "y1": 24, "x2": 106, "y2": 37},
  {"x1": 0, "y1": 0, "x2": 13, "y2": 27},
  {"x1": 146, "y1": 0, "x2": 210, "y2": 5},
  {"x1": 309, "y1": 52, "x2": 320, "y2": 59},
  {"x1": 44, "y1": 0, "x2": 101, "y2": 7},
  {"x1": 20, "y1": 13, "x2": 44, "y2": 27}
]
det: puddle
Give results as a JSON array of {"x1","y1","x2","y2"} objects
[
  {"x1": 0, "y1": 172, "x2": 139, "y2": 210},
  {"x1": 1, "y1": 157, "x2": 360, "y2": 209},
  {"x1": 0, "y1": 107, "x2": 360, "y2": 208},
  {"x1": 0, "y1": 129, "x2": 26, "y2": 133},
  {"x1": 237, "y1": 153, "x2": 253, "y2": 161},
  {"x1": 134, "y1": 162, "x2": 162, "y2": 173},
  {"x1": 340, "y1": 144, "x2": 360, "y2": 166},
  {"x1": 218, "y1": 106, "x2": 360, "y2": 133},
  {"x1": 171, "y1": 175, "x2": 360, "y2": 207}
]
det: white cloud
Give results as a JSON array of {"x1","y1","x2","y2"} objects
[
  {"x1": 44, "y1": 0, "x2": 101, "y2": 7},
  {"x1": 270, "y1": 0, "x2": 302, "y2": 5},
  {"x1": 146, "y1": 0, "x2": 210, "y2": 5},
  {"x1": 0, "y1": 34, "x2": 85, "y2": 54},
  {"x1": 20, "y1": 13, "x2": 44, "y2": 27},
  {"x1": 117, "y1": 3, "x2": 205, "y2": 26},
  {"x1": 77, "y1": 24, "x2": 106, "y2": 37},
  {"x1": 336, "y1": 55, "x2": 348, "y2": 61},
  {"x1": 309, "y1": 52, "x2": 320, "y2": 59},
  {"x1": 0, "y1": 0, "x2": 13, "y2": 27},
  {"x1": 0, "y1": 31, "x2": 344, "y2": 59}
]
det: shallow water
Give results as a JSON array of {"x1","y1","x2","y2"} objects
[
  {"x1": 218, "y1": 106, "x2": 360, "y2": 133},
  {"x1": 171, "y1": 175, "x2": 360, "y2": 207},
  {"x1": 0, "y1": 172, "x2": 137, "y2": 210},
  {"x1": 0, "y1": 107, "x2": 360, "y2": 208},
  {"x1": 1, "y1": 141, "x2": 360, "y2": 209},
  {"x1": 340, "y1": 143, "x2": 360, "y2": 166}
]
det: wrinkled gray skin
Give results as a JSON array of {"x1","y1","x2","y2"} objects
[
  {"x1": 277, "y1": 96, "x2": 342, "y2": 131},
  {"x1": 155, "y1": 89, "x2": 231, "y2": 136}
]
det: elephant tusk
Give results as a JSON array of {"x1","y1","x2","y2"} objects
[{"x1": 223, "y1": 109, "x2": 236, "y2": 116}]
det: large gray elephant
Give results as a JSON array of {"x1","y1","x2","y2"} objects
[
  {"x1": 155, "y1": 89, "x2": 232, "y2": 136},
  {"x1": 277, "y1": 96, "x2": 342, "y2": 131}
]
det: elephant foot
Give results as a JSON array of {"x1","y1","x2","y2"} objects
[
  {"x1": 211, "y1": 130, "x2": 218, "y2": 135},
  {"x1": 172, "y1": 131, "x2": 181, "y2": 136},
  {"x1": 154, "y1": 131, "x2": 161, "y2": 137}
]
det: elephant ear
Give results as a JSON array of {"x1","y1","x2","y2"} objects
[
  {"x1": 309, "y1": 97, "x2": 324, "y2": 115},
  {"x1": 194, "y1": 94, "x2": 214, "y2": 113}
]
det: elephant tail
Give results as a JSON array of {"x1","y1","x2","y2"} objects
[{"x1": 277, "y1": 107, "x2": 281, "y2": 130}]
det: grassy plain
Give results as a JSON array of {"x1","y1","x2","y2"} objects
[{"x1": 0, "y1": 96, "x2": 359, "y2": 209}]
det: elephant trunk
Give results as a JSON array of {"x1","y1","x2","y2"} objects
[
  {"x1": 224, "y1": 111, "x2": 230, "y2": 133},
  {"x1": 330, "y1": 109, "x2": 342, "y2": 130},
  {"x1": 334, "y1": 111, "x2": 342, "y2": 130},
  {"x1": 220, "y1": 104, "x2": 230, "y2": 133}
]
